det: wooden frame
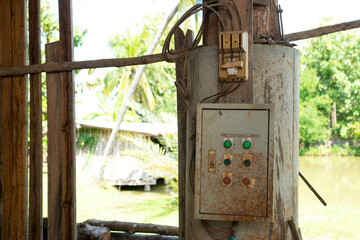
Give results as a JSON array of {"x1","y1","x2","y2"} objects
[{"x1": 0, "y1": 0, "x2": 359, "y2": 239}]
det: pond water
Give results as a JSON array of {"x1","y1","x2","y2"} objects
[{"x1": 299, "y1": 156, "x2": 360, "y2": 239}]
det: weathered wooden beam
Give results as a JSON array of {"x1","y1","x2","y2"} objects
[
  {"x1": 253, "y1": 0, "x2": 280, "y2": 39},
  {"x1": 285, "y1": 19, "x2": 360, "y2": 42},
  {"x1": 174, "y1": 28, "x2": 185, "y2": 240},
  {"x1": 174, "y1": 28, "x2": 194, "y2": 240},
  {"x1": 86, "y1": 219, "x2": 179, "y2": 236},
  {"x1": 203, "y1": 0, "x2": 218, "y2": 46},
  {"x1": 29, "y1": 0, "x2": 43, "y2": 239},
  {"x1": 0, "y1": 0, "x2": 28, "y2": 239},
  {"x1": 58, "y1": 0, "x2": 76, "y2": 238},
  {"x1": 253, "y1": 0, "x2": 270, "y2": 6},
  {"x1": 0, "y1": 51, "x2": 185, "y2": 77},
  {"x1": 46, "y1": 42, "x2": 64, "y2": 240},
  {"x1": 269, "y1": 0, "x2": 281, "y2": 40},
  {"x1": 111, "y1": 233, "x2": 178, "y2": 240}
]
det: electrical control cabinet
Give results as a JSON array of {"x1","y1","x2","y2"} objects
[{"x1": 194, "y1": 103, "x2": 274, "y2": 222}]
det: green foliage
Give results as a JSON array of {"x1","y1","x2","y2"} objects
[
  {"x1": 301, "y1": 20, "x2": 360, "y2": 145},
  {"x1": 299, "y1": 102, "x2": 328, "y2": 148},
  {"x1": 299, "y1": 144, "x2": 360, "y2": 156},
  {"x1": 76, "y1": 128, "x2": 100, "y2": 154},
  {"x1": 83, "y1": 14, "x2": 178, "y2": 124}
]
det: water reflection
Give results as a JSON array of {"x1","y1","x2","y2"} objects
[{"x1": 299, "y1": 156, "x2": 360, "y2": 206}]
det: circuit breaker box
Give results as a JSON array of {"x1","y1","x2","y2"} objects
[{"x1": 194, "y1": 103, "x2": 274, "y2": 222}]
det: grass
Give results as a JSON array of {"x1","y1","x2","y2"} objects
[
  {"x1": 299, "y1": 204, "x2": 360, "y2": 240},
  {"x1": 43, "y1": 173, "x2": 179, "y2": 226}
]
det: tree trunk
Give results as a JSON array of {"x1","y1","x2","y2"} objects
[{"x1": 98, "y1": 4, "x2": 179, "y2": 180}]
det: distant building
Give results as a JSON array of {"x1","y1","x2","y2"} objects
[{"x1": 76, "y1": 120, "x2": 177, "y2": 190}]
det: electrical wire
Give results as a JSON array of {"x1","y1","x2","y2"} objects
[
  {"x1": 202, "y1": 220, "x2": 234, "y2": 240},
  {"x1": 161, "y1": 3, "x2": 245, "y2": 238}
]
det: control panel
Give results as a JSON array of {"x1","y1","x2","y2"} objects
[{"x1": 194, "y1": 103, "x2": 274, "y2": 222}]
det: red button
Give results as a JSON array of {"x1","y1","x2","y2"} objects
[
  {"x1": 223, "y1": 176, "x2": 231, "y2": 185},
  {"x1": 243, "y1": 178, "x2": 250, "y2": 185}
]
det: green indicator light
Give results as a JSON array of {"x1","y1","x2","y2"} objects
[
  {"x1": 224, "y1": 140, "x2": 232, "y2": 148},
  {"x1": 224, "y1": 158, "x2": 232, "y2": 166},
  {"x1": 244, "y1": 159, "x2": 251, "y2": 167},
  {"x1": 243, "y1": 141, "x2": 251, "y2": 149}
]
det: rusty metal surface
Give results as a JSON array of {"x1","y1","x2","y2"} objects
[
  {"x1": 185, "y1": 44, "x2": 299, "y2": 239},
  {"x1": 194, "y1": 103, "x2": 275, "y2": 222}
]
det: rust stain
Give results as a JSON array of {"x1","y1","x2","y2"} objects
[
  {"x1": 264, "y1": 77, "x2": 272, "y2": 104},
  {"x1": 278, "y1": 125, "x2": 285, "y2": 166}
]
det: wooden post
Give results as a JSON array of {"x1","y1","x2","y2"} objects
[
  {"x1": 46, "y1": 38, "x2": 76, "y2": 240},
  {"x1": 218, "y1": 0, "x2": 254, "y2": 103},
  {"x1": 0, "y1": 0, "x2": 28, "y2": 239},
  {"x1": 29, "y1": 0, "x2": 43, "y2": 239},
  {"x1": 59, "y1": 0, "x2": 76, "y2": 239},
  {"x1": 46, "y1": 42, "x2": 63, "y2": 240},
  {"x1": 174, "y1": 28, "x2": 194, "y2": 240},
  {"x1": 174, "y1": 28, "x2": 186, "y2": 240}
]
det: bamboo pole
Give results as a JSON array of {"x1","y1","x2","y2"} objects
[
  {"x1": 0, "y1": 20, "x2": 359, "y2": 78},
  {"x1": 29, "y1": 0, "x2": 43, "y2": 239},
  {"x1": 86, "y1": 219, "x2": 179, "y2": 236},
  {"x1": 285, "y1": 19, "x2": 360, "y2": 42},
  {"x1": 0, "y1": 51, "x2": 184, "y2": 77}
]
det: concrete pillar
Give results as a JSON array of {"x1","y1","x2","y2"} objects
[{"x1": 185, "y1": 44, "x2": 299, "y2": 239}]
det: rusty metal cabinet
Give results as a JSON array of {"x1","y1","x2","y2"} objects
[{"x1": 194, "y1": 103, "x2": 275, "y2": 222}]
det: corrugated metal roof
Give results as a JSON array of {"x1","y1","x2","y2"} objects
[{"x1": 76, "y1": 120, "x2": 177, "y2": 136}]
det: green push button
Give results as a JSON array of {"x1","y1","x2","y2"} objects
[
  {"x1": 243, "y1": 140, "x2": 251, "y2": 149},
  {"x1": 224, "y1": 140, "x2": 232, "y2": 148}
]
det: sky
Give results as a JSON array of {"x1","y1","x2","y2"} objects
[
  {"x1": 48, "y1": 0, "x2": 360, "y2": 119},
  {"x1": 46, "y1": 0, "x2": 360, "y2": 62}
]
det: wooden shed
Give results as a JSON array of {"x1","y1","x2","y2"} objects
[{"x1": 75, "y1": 120, "x2": 177, "y2": 189}]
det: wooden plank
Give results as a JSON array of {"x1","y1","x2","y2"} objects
[
  {"x1": 219, "y1": 0, "x2": 253, "y2": 104},
  {"x1": 58, "y1": 0, "x2": 76, "y2": 239},
  {"x1": 253, "y1": 0, "x2": 280, "y2": 40},
  {"x1": 269, "y1": 0, "x2": 281, "y2": 40},
  {"x1": 29, "y1": 0, "x2": 43, "y2": 239},
  {"x1": 46, "y1": 42, "x2": 63, "y2": 240},
  {"x1": 0, "y1": 50, "x2": 187, "y2": 77},
  {"x1": 0, "y1": 0, "x2": 28, "y2": 239},
  {"x1": 203, "y1": 0, "x2": 218, "y2": 46},
  {"x1": 253, "y1": 4, "x2": 271, "y2": 38},
  {"x1": 285, "y1": 19, "x2": 360, "y2": 42}
]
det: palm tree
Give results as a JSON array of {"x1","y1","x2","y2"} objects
[{"x1": 98, "y1": 1, "x2": 200, "y2": 180}]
